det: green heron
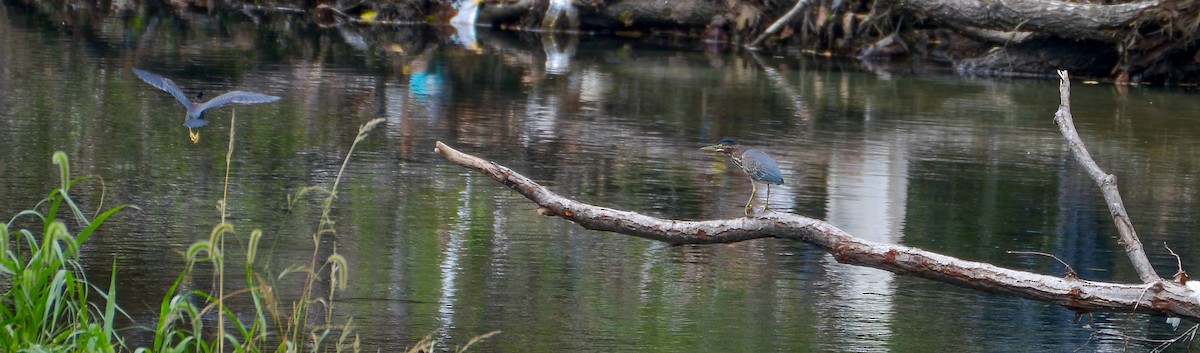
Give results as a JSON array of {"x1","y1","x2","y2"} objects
[
  {"x1": 702, "y1": 138, "x2": 784, "y2": 215},
  {"x1": 133, "y1": 68, "x2": 280, "y2": 142}
]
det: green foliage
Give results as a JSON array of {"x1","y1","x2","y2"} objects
[
  {"x1": 0, "y1": 152, "x2": 127, "y2": 353},
  {"x1": 275, "y1": 118, "x2": 386, "y2": 352},
  {"x1": 148, "y1": 117, "x2": 389, "y2": 353},
  {"x1": 1, "y1": 118, "x2": 497, "y2": 352}
]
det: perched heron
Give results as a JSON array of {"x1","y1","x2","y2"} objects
[
  {"x1": 133, "y1": 68, "x2": 280, "y2": 142},
  {"x1": 701, "y1": 138, "x2": 784, "y2": 215}
]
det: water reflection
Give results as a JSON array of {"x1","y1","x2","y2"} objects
[
  {"x1": 438, "y1": 175, "x2": 472, "y2": 342},
  {"x1": 3, "y1": 4, "x2": 1199, "y2": 351},
  {"x1": 542, "y1": 33, "x2": 576, "y2": 75},
  {"x1": 822, "y1": 135, "x2": 909, "y2": 350}
]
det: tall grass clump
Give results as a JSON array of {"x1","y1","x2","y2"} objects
[
  {"x1": 279, "y1": 118, "x2": 386, "y2": 352},
  {"x1": 147, "y1": 114, "x2": 389, "y2": 353},
  {"x1": 0, "y1": 152, "x2": 127, "y2": 353}
]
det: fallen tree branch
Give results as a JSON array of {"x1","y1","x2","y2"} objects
[
  {"x1": 748, "y1": 0, "x2": 811, "y2": 49},
  {"x1": 434, "y1": 140, "x2": 1200, "y2": 320},
  {"x1": 898, "y1": 0, "x2": 1155, "y2": 43},
  {"x1": 945, "y1": 22, "x2": 1034, "y2": 45},
  {"x1": 1052, "y1": 70, "x2": 1159, "y2": 284}
]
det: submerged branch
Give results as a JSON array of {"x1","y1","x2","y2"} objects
[{"x1": 434, "y1": 141, "x2": 1200, "y2": 321}]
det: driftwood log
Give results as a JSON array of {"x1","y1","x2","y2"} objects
[
  {"x1": 433, "y1": 71, "x2": 1200, "y2": 323},
  {"x1": 898, "y1": 0, "x2": 1154, "y2": 43}
]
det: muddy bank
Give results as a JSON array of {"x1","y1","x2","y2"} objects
[{"x1": 17, "y1": 0, "x2": 1200, "y2": 86}]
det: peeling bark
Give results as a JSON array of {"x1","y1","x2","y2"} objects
[{"x1": 897, "y1": 0, "x2": 1155, "y2": 42}]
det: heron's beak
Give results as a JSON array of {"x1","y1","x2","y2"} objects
[
  {"x1": 700, "y1": 144, "x2": 725, "y2": 152},
  {"x1": 189, "y1": 128, "x2": 201, "y2": 144}
]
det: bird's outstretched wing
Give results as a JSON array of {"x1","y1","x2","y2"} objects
[
  {"x1": 195, "y1": 91, "x2": 281, "y2": 113},
  {"x1": 132, "y1": 68, "x2": 193, "y2": 110}
]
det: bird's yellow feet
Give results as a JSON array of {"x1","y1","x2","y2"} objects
[{"x1": 188, "y1": 128, "x2": 201, "y2": 143}]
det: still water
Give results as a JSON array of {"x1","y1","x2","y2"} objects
[{"x1": 3, "y1": 3, "x2": 1200, "y2": 352}]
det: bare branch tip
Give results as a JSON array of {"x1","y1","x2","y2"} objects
[
  {"x1": 1164, "y1": 242, "x2": 1189, "y2": 283},
  {"x1": 1008, "y1": 250, "x2": 1078, "y2": 279}
]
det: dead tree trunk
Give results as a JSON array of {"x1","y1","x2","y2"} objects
[
  {"x1": 433, "y1": 71, "x2": 1200, "y2": 324},
  {"x1": 883, "y1": 0, "x2": 1199, "y2": 82},
  {"x1": 897, "y1": 0, "x2": 1154, "y2": 42}
]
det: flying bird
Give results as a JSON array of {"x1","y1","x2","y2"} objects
[{"x1": 133, "y1": 68, "x2": 280, "y2": 142}]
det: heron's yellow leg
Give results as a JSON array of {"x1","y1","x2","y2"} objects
[
  {"x1": 745, "y1": 182, "x2": 758, "y2": 215},
  {"x1": 188, "y1": 128, "x2": 201, "y2": 144}
]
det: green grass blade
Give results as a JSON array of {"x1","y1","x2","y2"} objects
[
  {"x1": 102, "y1": 261, "x2": 118, "y2": 341},
  {"x1": 151, "y1": 272, "x2": 191, "y2": 351},
  {"x1": 76, "y1": 205, "x2": 125, "y2": 245}
]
